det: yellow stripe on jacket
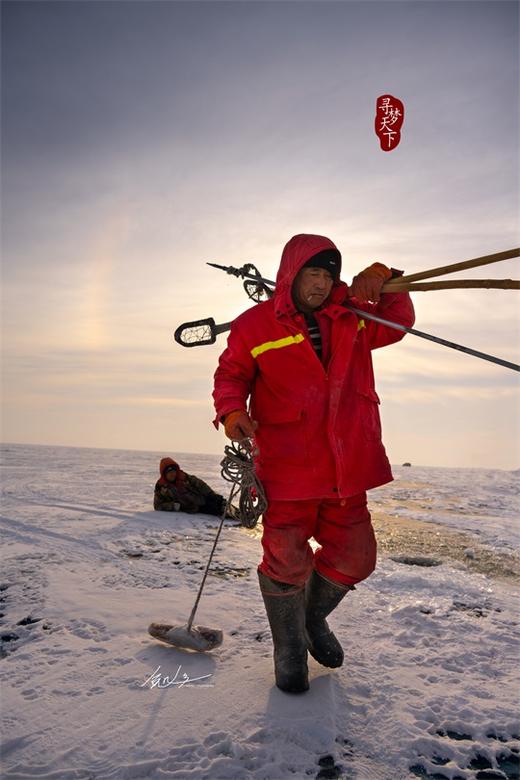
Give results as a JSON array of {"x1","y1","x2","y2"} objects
[{"x1": 250, "y1": 333, "x2": 305, "y2": 359}]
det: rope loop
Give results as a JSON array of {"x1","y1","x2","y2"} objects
[{"x1": 220, "y1": 439, "x2": 267, "y2": 528}]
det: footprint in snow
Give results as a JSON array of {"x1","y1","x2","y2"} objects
[
  {"x1": 209, "y1": 564, "x2": 250, "y2": 579},
  {"x1": 0, "y1": 632, "x2": 19, "y2": 658},
  {"x1": 449, "y1": 600, "x2": 492, "y2": 619},
  {"x1": 317, "y1": 749, "x2": 358, "y2": 780},
  {"x1": 1, "y1": 612, "x2": 44, "y2": 658},
  {"x1": 316, "y1": 754, "x2": 344, "y2": 779},
  {"x1": 410, "y1": 727, "x2": 520, "y2": 780},
  {"x1": 66, "y1": 617, "x2": 111, "y2": 642},
  {"x1": 17, "y1": 615, "x2": 42, "y2": 627}
]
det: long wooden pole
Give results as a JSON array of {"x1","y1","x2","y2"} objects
[
  {"x1": 384, "y1": 247, "x2": 519, "y2": 285},
  {"x1": 383, "y1": 278, "x2": 520, "y2": 292}
]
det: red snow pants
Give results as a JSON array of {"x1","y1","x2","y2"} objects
[{"x1": 258, "y1": 492, "x2": 377, "y2": 587}]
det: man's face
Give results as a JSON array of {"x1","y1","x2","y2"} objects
[
  {"x1": 165, "y1": 468, "x2": 177, "y2": 482},
  {"x1": 293, "y1": 267, "x2": 334, "y2": 312}
]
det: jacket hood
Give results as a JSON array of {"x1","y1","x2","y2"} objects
[
  {"x1": 159, "y1": 457, "x2": 180, "y2": 479},
  {"x1": 274, "y1": 234, "x2": 343, "y2": 316}
]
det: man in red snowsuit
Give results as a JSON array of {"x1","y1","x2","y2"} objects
[{"x1": 213, "y1": 234, "x2": 415, "y2": 693}]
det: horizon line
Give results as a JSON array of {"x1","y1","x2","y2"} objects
[{"x1": 1, "y1": 440, "x2": 517, "y2": 473}]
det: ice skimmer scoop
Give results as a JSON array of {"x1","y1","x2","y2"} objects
[{"x1": 147, "y1": 481, "x2": 243, "y2": 651}]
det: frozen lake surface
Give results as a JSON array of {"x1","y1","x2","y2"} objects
[{"x1": 1, "y1": 443, "x2": 518, "y2": 779}]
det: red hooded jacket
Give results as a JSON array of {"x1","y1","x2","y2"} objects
[
  {"x1": 156, "y1": 457, "x2": 187, "y2": 488},
  {"x1": 213, "y1": 234, "x2": 415, "y2": 501}
]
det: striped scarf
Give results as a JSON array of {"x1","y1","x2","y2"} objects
[{"x1": 304, "y1": 312, "x2": 323, "y2": 361}]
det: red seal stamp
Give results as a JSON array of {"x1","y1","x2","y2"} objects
[{"x1": 375, "y1": 95, "x2": 404, "y2": 151}]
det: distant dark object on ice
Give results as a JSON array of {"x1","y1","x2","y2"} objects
[
  {"x1": 402, "y1": 462, "x2": 412, "y2": 467},
  {"x1": 391, "y1": 555, "x2": 441, "y2": 567}
]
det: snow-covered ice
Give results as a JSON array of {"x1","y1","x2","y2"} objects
[
  {"x1": 370, "y1": 466, "x2": 520, "y2": 553},
  {"x1": 1, "y1": 444, "x2": 518, "y2": 780}
]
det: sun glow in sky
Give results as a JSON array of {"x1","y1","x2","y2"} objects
[{"x1": 1, "y1": 0, "x2": 519, "y2": 468}]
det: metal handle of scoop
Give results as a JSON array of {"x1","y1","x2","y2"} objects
[
  {"x1": 185, "y1": 480, "x2": 242, "y2": 633},
  {"x1": 147, "y1": 481, "x2": 241, "y2": 652}
]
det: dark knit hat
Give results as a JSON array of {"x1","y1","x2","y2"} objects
[{"x1": 303, "y1": 249, "x2": 340, "y2": 279}]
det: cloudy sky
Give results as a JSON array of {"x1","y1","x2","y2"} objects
[{"x1": 1, "y1": 0, "x2": 518, "y2": 469}]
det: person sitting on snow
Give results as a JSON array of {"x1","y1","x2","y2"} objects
[{"x1": 154, "y1": 457, "x2": 236, "y2": 518}]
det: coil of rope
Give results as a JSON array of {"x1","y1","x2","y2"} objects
[{"x1": 220, "y1": 439, "x2": 268, "y2": 528}]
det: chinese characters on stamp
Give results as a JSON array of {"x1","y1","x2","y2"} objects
[{"x1": 375, "y1": 95, "x2": 404, "y2": 151}]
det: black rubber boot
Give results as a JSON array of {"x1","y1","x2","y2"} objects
[
  {"x1": 258, "y1": 571, "x2": 309, "y2": 694},
  {"x1": 305, "y1": 570, "x2": 353, "y2": 668}
]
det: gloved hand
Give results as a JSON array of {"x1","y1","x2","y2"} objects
[
  {"x1": 224, "y1": 410, "x2": 258, "y2": 441},
  {"x1": 350, "y1": 262, "x2": 392, "y2": 303}
]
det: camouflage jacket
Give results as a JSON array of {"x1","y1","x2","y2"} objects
[{"x1": 154, "y1": 473, "x2": 219, "y2": 513}]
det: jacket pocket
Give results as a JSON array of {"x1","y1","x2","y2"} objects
[
  {"x1": 356, "y1": 389, "x2": 382, "y2": 442},
  {"x1": 254, "y1": 406, "x2": 305, "y2": 464},
  {"x1": 255, "y1": 406, "x2": 302, "y2": 425}
]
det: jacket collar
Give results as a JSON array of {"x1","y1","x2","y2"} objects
[{"x1": 274, "y1": 280, "x2": 351, "y2": 321}]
